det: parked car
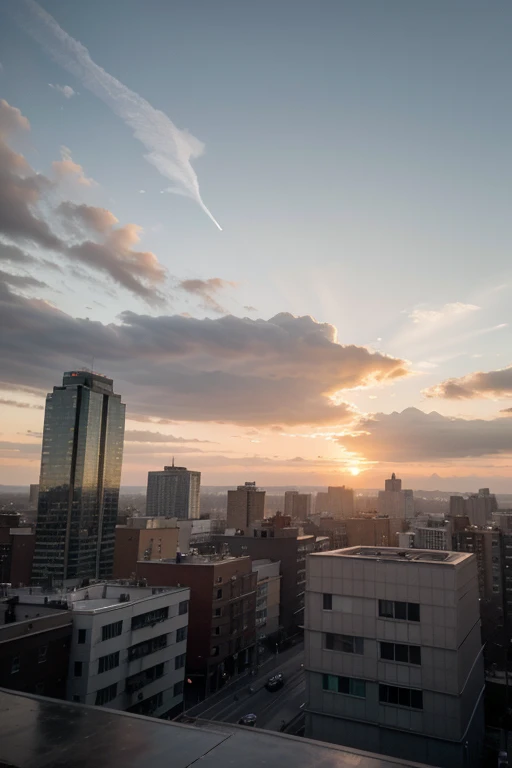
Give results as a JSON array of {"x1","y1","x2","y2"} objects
[
  {"x1": 265, "y1": 673, "x2": 285, "y2": 692},
  {"x1": 238, "y1": 713, "x2": 257, "y2": 726}
]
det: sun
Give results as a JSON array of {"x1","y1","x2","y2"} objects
[{"x1": 349, "y1": 466, "x2": 360, "y2": 476}]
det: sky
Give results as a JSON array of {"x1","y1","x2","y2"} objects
[{"x1": 1, "y1": 0, "x2": 512, "y2": 491}]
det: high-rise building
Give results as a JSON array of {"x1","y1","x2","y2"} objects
[
  {"x1": 305, "y1": 546, "x2": 484, "y2": 768},
  {"x1": 29, "y1": 484, "x2": 39, "y2": 507},
  {"x1": 226, "y1": 482, "x2": 265, "y2": 530},
  {"x1": 326, "y1": 486, "x2": 354, "y2": 518},
  {"x1": 449, "y1": 489, "x2": 498, "y2": 527},
  {"x1": 284, "y1": 490, "x2": 312, "y2": 520},
  {"x1": 32, "y1": 371, "x2": 125, "y2": 586},
  {"x1": 314, "y1": 487, "x2": 354, "y2": 518},
  {"x1": 377, "y1": 473, "x2": 414, "y2": 519},
  {"x1": 146, "y1": 464, "x2": 201, "y2": 520}
]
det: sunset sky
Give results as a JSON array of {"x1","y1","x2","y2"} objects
[{"x1": 1, "y1": 0, "x2": 512, "y2": 490}]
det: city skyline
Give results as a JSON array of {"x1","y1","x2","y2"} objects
[{"x1": 1, "y1": 1, "x2": 512, "y2": 490}]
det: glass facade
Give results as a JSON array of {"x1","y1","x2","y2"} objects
[{"x1": 32, "y1": 371, "x2": 125, "y2": 585}]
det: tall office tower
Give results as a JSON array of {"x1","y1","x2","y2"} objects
[
  {"x1": 465, "y1": 488, "x2": 498, "y2": 527},
  {"x1": 227, "y1": 482, "x2": 265, "y2": 530},
  {"x1": 377, "y1": 473, "x2": 414, "y2": 520},
  {"x1": 284, "y1": 490, "x2": 312, "y2": 520},
  {"x1": 305, "y1": 546, "x2": 484, "y2": 768},
  {"x1": 326, "y1": 486, "x2": 355, "y2": 518},
  {"x1": 29, "y1": 484, "x2": 39, "y2": 507},
  {"x1": 32, "y1": 371, "x2": 125, "y2": 586},
  {"x1": 146, "y1": 464, "x2": 201, "y2": 520},
  {"x1": 449, "y1": 496, "x2": 465, "y2": 517}
]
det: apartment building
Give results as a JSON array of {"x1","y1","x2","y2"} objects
[
  {"x1": 136, "y1": 555, "x2": 256, "y2": 696},
  {"x1": 66, "y1": 583, "x2": 190, "y2": 717},
  {"x1": 227, "y1": 482, "x2": 265, "y2": 530},
  {"x1": 284, "y1": 491, "x2": 312, "y2": 521},
  {"x1": 113, "y1": 517, "x2": 180, "y2": 579},
  {"x1": 304, "y1": 546, "x2": 484, "y2": 768},
  {"x1": 0, "y1": 598, "x2": 72, "y2": 699},
  {"x1": 252, "y1": 559, "x2": 281, "y2": 636},
  {"x1": 214, "y1": 526, "x2": 316, "y2": 637}
]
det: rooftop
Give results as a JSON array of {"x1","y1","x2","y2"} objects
[
  {"x1": 140, "y1": 554, "x2": 252, "y2": 567},
  {"x1": 312, "y1": 546, "x2": 473, "y2": 566},
  {"x1": 2, "y1": 583, "x2": 189, "y2": 615},
  {"x1": 0, "y1": 689, "x2": 430, "y2": 768}
]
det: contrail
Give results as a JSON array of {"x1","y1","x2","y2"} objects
[{"x1": 10, "y1": 0, "x2": 222, "y2": 231}]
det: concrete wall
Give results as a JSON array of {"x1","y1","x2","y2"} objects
[{"x1": 304, "y1": 550, "x2": 484, "y2": 768}]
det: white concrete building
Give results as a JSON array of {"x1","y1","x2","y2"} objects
[
  {"x1": 304, "y1": 547, "x2": 484, "y2": 768},
  {"x1": 400, "y1": 517, "x2": 453, "y2": 552},
  {"x1": 66, "y1": 583, "x2": 190, "y2": 717},
  {"x1": 146, "y1": 465, "x2": 201, "y2": 520}
]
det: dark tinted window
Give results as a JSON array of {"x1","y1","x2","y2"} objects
[{"x1": 323, "y1": 593, "x2": 332, "y2": 610}]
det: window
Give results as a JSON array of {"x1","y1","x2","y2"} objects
[
  {"x1": 179, "y1": 600, "x2": 189, "y2": 615},
  {"x1": 11, "y1": 656, "x2": 20, "y2": 674},
  {"x1": 323, "y1": 593, "x2": 332, "y2": 610},
  {"x1": 128, "y1": 633, "x2": 167, "y2": 661},
  {"x1": 175, "y1": 653, "x2": 186, "y2": 670},
  {"x1": 378, "y1": 600, "x2": 420, "y2": 622},
  {"x1": 379, "y1": 684, "x2": 423, "y2": 710},
  {"x1": 216, "y1": 576, "x2": 223, "y2": 583},
  {"x1": 131, "y1": 606, "x2": 168, "y2": 631},
  {"x1": 380, "y1": 642, "x2": 421, "y2": 665},
  {"x1": 101, "y1": 620, "x2": 123, "y2": 641},
  {"x1": 74, "y1": 661, "x2": 83, "y2": 677},
  {"x1": 216, "y1": 589, "x2": 223, "y2": 600},
  {"x1": 98, "y1": 651, "x2": 120, "y2": 674},
  {"x1": 72, "y1": 695, "x2": 81, "y2": 703},
  {"x1": 174, "y1": 680, "x2": 184, "y2": 697},
  {"x1": 38, "y1": 645, "x2": 48, "y2": 663},
  {"x1": 325, "y1": 633, "x2": 364, "y2": 655},
  {"x1": 322, "y1": 674, "x2": 366, "y2": 698},
  {"x1": 214, "y1": 607, "x2": 222, "y2": 617},
  {"x1": 214, "y1": 626, "x2": 220, "y2": 635},
  {"x1": 176, "y1": 626, "x2": 187, "y2": 643},
  {"x1": 95, "y1": 683, "x2": 118, "y2": 706}
]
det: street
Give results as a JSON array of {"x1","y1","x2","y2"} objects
[{"x1": 183, "y1": 642, "x2": 305, "y2": 732}]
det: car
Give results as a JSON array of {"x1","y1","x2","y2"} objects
[
  {"x1": 265, "y1": 673, "x2": 285, "y2": 692},
  {"x1": 238, "y1": 713, "x2": 257, "y2": 726}
]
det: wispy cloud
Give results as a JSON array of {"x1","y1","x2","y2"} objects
[
  {"x1": 48, "y1": 83, "x2": 75, "y2": 99},
  {"x1": 180, "y1": 277, "x2": 236, "y2": 314},
  {"x1": 15, "y1": 0, "x2": 222, "y2": 230},
  {"x1": 407, "y1": 302, "x2": 480, "y2": 325},
  {"x1": 52, "y1": 145, "x2": 95, "y2": 186}
]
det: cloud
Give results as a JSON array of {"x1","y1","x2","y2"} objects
[
  {"x1": 425, "y1": 364, "x2": 512, "y2": 400},
  {"x1": 15, "y1": 0, "x2": 222, "y2": 230},
  {"x1": 338, "y1": 407, "x2": 512, "y2": 461},
  {"x1": 127, "y1": 414, "x2": 178, "y2": 426},
  {"x1": 0, "y1": 269, "x2": 47, "y2": 290},
  {"x1": 52, "y1": 145, "x2": 94, "y2": 186},
  {"x1": 124, "y1": 430, "x2": 213, "y2": 444},
  {"x1": 179, "y1": 277, "x2": 236, "y2": 314},
  {"x1": 0, "y1": 102, "x2": 166, "y2": 303},
  {"x1": 0, "y1": 282, "x2": 408, "y2": 426},
  {"x1": 0, "y1": 241, "x2": 35, "y2": 265},
  {"x1": 408, "y1": 302, "x2": 480, "y2": 325},
  {"x1": 49, "y1": 83, "x2": 75, "y2": 98},
  {"x1": 500, "y1": 408, "x2": 512, "y2": 415},
  {"x1": 0, "y1": 100, "x2": 61, "y2": 250},
  {"x1": 0, "y1": 398, "x2": 43, "y2": 410}
]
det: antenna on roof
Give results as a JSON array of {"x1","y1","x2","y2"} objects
[{"x1": 172, "y1": 456, "x2": 175, "y2": 468}]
